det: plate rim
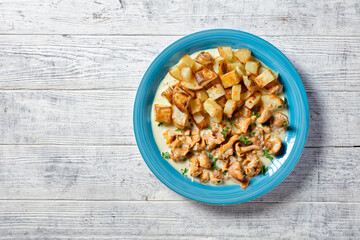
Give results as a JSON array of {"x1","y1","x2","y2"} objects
[{"x1": 133, "y1": 29, "x2": 309, "y2": 205}]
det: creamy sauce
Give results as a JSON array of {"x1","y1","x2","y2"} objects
[{"x1": 151, "y1": 48, "x2": 288, "y2": 185}]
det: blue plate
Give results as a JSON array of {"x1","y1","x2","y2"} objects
[{"x1": 133, "y1": 29, "x2": 309, "y2": 205}]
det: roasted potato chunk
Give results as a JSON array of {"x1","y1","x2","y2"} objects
[
  {"x1": 179, "y1": 55, "x2": 195, "y2": 70},
  {"x1": 203, "y1": 98, "x2": 222, "y2": 117},
  {"x1": 240, "y1": 90, "x2": 252, "y2": 101},
  {"x1": 225, "y1": 88, "x2": 232, "y2": 100},
  {"x1": 210, "y1": 111, "x2": 223, "y2": 123},
  {"x1": 173, "y1": 90, "x2": 191, "y2": 112},
  {"x1": 234, "y1": 49, "x2": 252, "y2": 64},
  {"x1": 180, "y1": 77, "x2": 203, "y2": 90},
  {"x1": 180, "y1": 66, "x2": 193, "y2": 82},
  {"x1": 213, "y1": 56, "x2": 227, "y2": 76},
  {"x1": 206, "y1": 83, "x2": 225, "y2": 100},
  {"x1": 245, "y1": 92, "x2": 261, "y2": 109},
  {"x1": 243, "y1": 76, "x2": 256, "y2": 93},
  {"x1": 245, "y1": 61, "x2": 259, "y2": 75},
  {"x1": 172, "y1": 105, "x2": 188, "y2": 129},
  {"x1": 216, "y1": 96, "x2": 227, "y2": 108},
  {"x1": 261, "y1": 94, "x2": 283, "y2": 110},
  {"x1": 161, "y1": 87, "x2": 173, "y2": 104},
  {"x1": 220, "y1": 69, "x2": 241, "y2": 88},
  {"x1": 193, "y1": 112, "x2": 209, "y2": 129},
  {"x1": 195, "y1": 68, "x2": 218, "y2": 86},
  {"x1": 154, "y1": 104, "x2": 172, "y2": 123},
  {"x1": 195, "y1": 89, "x2": 209, "y2": 102},
  {"x1": 169, "y1": 66, "x2": 182, "y2": 81},
  {"x1": 227, "y1": 61, "x2": 243, "y2": 72},
  {"x1": 195, "y1": 51, "x2": 213, "y2": 66},
  {"x1": 254, "y1": 69, "x2": 276, "y2": 88},
  {"x1": 224, "y1": 99, "x2": 237, "y2": 118},
  {"x1": 231, "y1": 84, "x2": 241, "y2": 101},
  {"x1": 265, "y1": 81, "x2": 283, "y2": 94},
  {"x1": 217, "y1": 46, "x2": 233, "y2": 61},
  {"x1": 189, "y1": 98, "x2": 203, "y2": 114}
]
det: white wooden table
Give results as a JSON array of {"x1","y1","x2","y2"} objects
[{"x1": 0, "y1": 0, "x2": 359, "y2": 239}]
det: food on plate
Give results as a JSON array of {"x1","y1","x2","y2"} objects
[{"x1": 151, "y1": 47, "x2": 289, "y2": 190}]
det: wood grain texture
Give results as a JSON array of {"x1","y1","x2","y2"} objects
[
  {"x1": 0, "y1": 145, "x2": 359, "y2": 202},
  {"x1": 0, "y1": 0, "x2": 359, "y2": 36},
  {"x1": 0, "y1": 35, "x2": 359, "y2": 91},
  {"x1": 0, "y1": 90, "x2": 358, "y2": 146},
  {"x1": 0, "y1": 201, "x2": 358, "y2": 239}
]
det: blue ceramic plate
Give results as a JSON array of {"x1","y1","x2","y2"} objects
[{"x1": 133, "y1": 29, "x2": 309, "y2": 205}]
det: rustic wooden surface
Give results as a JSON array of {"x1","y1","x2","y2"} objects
[{"x1": 0, "y1": 0, "x2": 359, "y2": 239}]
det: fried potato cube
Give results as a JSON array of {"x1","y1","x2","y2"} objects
[
  {"x1": 180, "y1": 77, "x2": 203, "y2": 90},
  {"x1": 213, "y1": 56, "x2": 227, "y2": 76},
  {"x1": 189, "y1": 98, "x2": 203, "y2": 114},
  {"x1": 172, "y1": 105, "x2": 188, "y2": 129},
  {"x1": 231, "y1": 84, "x2": 241, "y2": 101},
  {"x1": 169, "y1": 66, "x2": 182, "y2": 81},
  {"x1": 206, "y1": 83, "x2": 225, "y2": 100},
  {"x1": 261, "y1": 94, "x2": 283, "y2": 110},
  {"x1": 180, "y1": 66, "x2": 193, "y2": 82},
  {"x1": 234, "y1": 65, "x2": 245, "y2": 78},
  {"x1": 210, "y1": 111, "x2": 223, "y2": 123},
  {"x1": 204, "y1": 78, "x2": 222, "y2": 90},
  {"x1": 161, "y1": 87, "x2": 173, "y2": 104},
  {"x1": 193, "y1": 112, "x2": 209, "y2": 129},
  {"x1": 240, "y1": 90, "x2": 252, "y2": 100},
  {"x1": 265, "y1": 81, "x2": 283, "y2": 94},
  {"x1": 225, "y1": 88, "x2": 232, "y2": 100},
  {"x1": 195, "y1": 51, "x2": 213, "y2": 66},
  {"x1": 193, "y1": 62, "x2": 204, "y2": 72},
  {"x1": 245, "y1": 61, "x2": 259, "y2": 75},
  {"x1": 195, "y1": 89, "x2": 209, "y2": 102},
  {"x1": 234, "y1": 49, "x2": 252, "y2": 64},
  {"x1": 216, "y1": 96, "x2": 227, "y2": 108},
  {"x1": 220, "y1": 69, "x2": 241, "y2": 88},
  {"x1": 254, "y1": 69, "x2": 276, "y2": 88},
  {"x1": 173, "y1": 91, "x2": 191, "y2": 112},
  {"x1": 227, "y1": 61, "x2": 243, "y2": 72},
  {"x1": 203, "y1": 98, "x2": 222, "y2": 117},
  {"x1": 195, "y1": 68, "x2": 218, "y2": 86},
  {"x1": 154, "y1": 104, "x2": 172, "y2": 123},
  {"x1": 245, "y1": 92, "x2": 262, "y2": 109},
  {"x1": 224, "y1": 99, "x2": 237, "y2": 118},
  {"x1": 217, "y1": 47, "x2": 234, "y2": 61},
  {"x1": 243, "y1": 75, "x2": 256, "y2": 93},
  {"x1": 179, "y1": 55, "x2": 195, "y2": 70}
]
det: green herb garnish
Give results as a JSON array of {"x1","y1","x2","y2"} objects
[
  {"x1": 222, "y1": 170, "x2": 228, "y2": 176},
  {"x1": 262, "y1": 165, "x2": 268, "y2": 175},
  {"x1": 263, "y1": 148, "x2": 274, "y2": 162},
  {"x1": 206, "y1": 126, "x2": 212, "y2": 130},
  {"x1": 181, "y1": 168, "x2": 188, "y2": 177},
  {"x1": 239, "y1": 136, "x2": 252, "y2": 145},
  {"x1": 182, "y1": 157, "x2": 188, "y2": 161},
  {"x1": 221, "y1": 127, "x2": 229, "y2": 139},
  {"x1": 209, "y1": 154, "x2": 213, "y2": 159},
  {"x1": 158, "y1": 122, "x2": 164, "y2": 127},
  {"x1": 250, "y1": 132, "x2": 254, "y2": 137},
  {"x1": 283, "y1": 98, "x2": 287, "y2": 108},
  {"x1": 161, "y1": 152, "x2": 170, "y2": 159},
  {"x1": 227, "y1": 118, "x2": 235, "y2": 126},
  {"x1": 282, "y1": 122, "x2": 288, "y2": 128},
  {"x1": 175, "y1": 128, "x2": 182, "y2": 131},
  {"x1": 252, "y1": 112, "x2": 260, "y2": 118},
  {"x1": 212, "y1": 158, "x2": 219, "y2": 169}
]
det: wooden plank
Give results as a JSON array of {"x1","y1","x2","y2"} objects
[
  {"x1": 0, "y1": 145, "x2": 358, "y2": 202},
  {"x1": 0, "y1": 201, "x2": 358, "y2": 239},
  {"x1": 0, "y1": 90, "x2": 358, "y2": 146},
  {"x1": 0, "y1": 35, "x2": 359, "y2": 91},
  {"x1": 0, "y1": 0, "x2": 359, "y2": 36}
]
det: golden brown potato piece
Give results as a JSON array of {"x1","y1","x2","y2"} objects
[
  {"x1": 216, "y1": 96, "x2": 227, "y2": 108},
  {"x1": 213, "y1": 56, "x2": 227, "y2": 76},
  {"x1": 172, "y1": 105, "x2": 188, "y2": 129},
  {"x1": 192, "y1": 112, "x2": 209, "y2": 129},
  {"x1": 244, "y1": 92, "x2": 261, "y2": 109},
  {"x1": 210, "y1": 111, "x2": 223, "y2": 124},
  {"x1": 243, "y1": 76, "x2": 256, "y2": 93},
  {"x1": 206, "y1": 83, "x2": 225, "y2": 100},
  {"x1": 195, "y1": 68, "x2": 218, "y2": 86},
  {"x1": 154, "y1": 104, "x2": 172, "y2": 123},
  {"x1": 169, "y1": 66, "x2": 182, "y2": 81},
  {"x1": 226, "y1": 61, "x2": 243, "y2": 72},
  {"x1": 231, "y1": 84, "x2": 241, "y2": 101},
  {"x1": 220, "y1": 69, "x2": 241, "y2": 88},
  {"x1": 189, "y1": 98, "x2": 203, "y2": 114},
  {"x1": 261, "y1": 94, "x2": 283, "y2": 110},
  {"x1": 180, "y1": 66, "x2": 194, "y2": 82},
  {"x1": 195, "y1": 89, "x2": 209, "y2": 102},
  {"x1": 254, "y1": 69, "x2": 276, "y2": 88},
  {"x1": 180, "y1": 77, "x2": 203, "y2": 90},
  {"x1": 161, "y1": 87, "x2": 173, "y2": 104},
  {"x1": 245, "y1": 61, "x2": 260, "y2": 75},
  {"x1": 223, "y1": 99, "x2": 237, "y2": 118},
  {"x1": 265, "y1": 81, "x2": 283, "y2": 94},
  {"x1": 203, "y1": 98, "x2": 222, "y2": 117},
  {"x1": 195, "y1": 51, "x2": 213, "y2": 66},
  {"x1": 217, "y1": 46, "x2": 234, "y2": 61},
  {"x1": 234, "y1": 49, "x2": 252, "y2": 64},
  {"x1": 225, "y1": 88, "x2": 232, "y2": 100},
  {"x1": 173, "y1": 91, "x2": 191, "y2": 112},
  {"x1": 179, "y1": 55, "x2": 195, "y2": 70}
]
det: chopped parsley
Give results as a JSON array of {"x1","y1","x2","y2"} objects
[
  {"x1": 180, "y1": 168, "x2": 188, "y2": 177},
  {"x1": 263, "y1": 148, "x2": 274, "y2": 162},
  {"x1": 161, "y1": 152, "x2": 170, "y2": 159},
  {"x1": 262, "y1": 165, "x2": 268, "y2": 175},
  {"x1": 208, "y1": 154, "x2": 213, "y2": 159},
  {"x1": 222, "y1": 170, "x2": 228, "y2": 176},
  {"x1": 182, "y1": 157, "x2": 188, "y2": 161},
  {"x1": 227, "y1": 118, "x2": 235, "y2": 126},
  {"x1": 175, "y1": 128, "x2": 183, "y2": 131},
  {"x1": 206, "y1": 126, "x2": 212, "y2": 130},
  {"x1": 212, "y1": 158, "x2": 219, "y2": 169},
  {"x1": 250, "y1": 132, "x2": 255, "y2": 137},
  {"x1": 157, "y1": 122, "x2": 164, "y2": 127},
  {"x1": 283, "y1": 98, "x2": 288, "y2": 108},
  {"x1": 252, "y1": 112, "x2": 260, "y2": 118},
  {"x1": 239, "y1": 136, "x2": 252, "y2": 145},
  {"x1": 221, "y1": 127, "x2": 229, "y2": 139},
  {"x1": 282, "y1": 122, "x2": 288, "y2": 128}
]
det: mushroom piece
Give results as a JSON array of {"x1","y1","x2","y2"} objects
[
  {"x1": 218, "y1": 135, "x2": 240, "y2": 159},
  {"x1": 243, "y1": 154, "x2": 262, "y2": 177},
  {"x1": 210, "y1": 169, "x2": 223, "y2": 184},
  {"x1": 264, "y1": 136, "x2": 282, "y2": 155},
  {"x1": 270, "y1": 112, "x2": 289, "y2": 132},
  {"x1": 228, "y1": 161, "x2": 245, "y2": 181},
  {"x1": 199, "y1": 151, "x2": 212, "y2": 169},
  {"x1": 189, "y1": 158, "x2": 202, "y2": 177},
  {"x1": 199, "y1": 169, "x2": 210, "y2": 182},
  {"x1": 256, "y1": 108, "x2": 272, "y2": 124}
]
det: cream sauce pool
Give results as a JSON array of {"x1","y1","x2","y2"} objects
[{"x1": 151, "y1": 48, "x2": 288, "y2": 185}]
